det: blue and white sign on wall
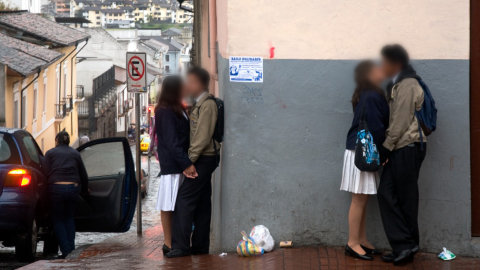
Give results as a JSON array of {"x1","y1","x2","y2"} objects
[{"x1": 229, "y1": 56, "x2": 263, "y2": 83}]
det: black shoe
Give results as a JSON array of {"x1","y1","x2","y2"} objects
[
  {"x1": 162, "y1": 244, "x2": 171, "y2": 255},
  {"x1": 345, "y1": 245, "x2": 373, "y2": 261},
  {"x1": 361, "y1": 245, "x2": 382, "y2": 255},
  {"x1": 393, "y1": 249, "x2": 415, "y2": 266},
  {"x1": 412, "y1": 245, "x2": 420, "y2": 255},
  {"x1": 381, "y1": 253, "x2": 396, "y2": 263},
  {"x1": 166, "y1": 249, "x2": 192, "y2": 258}
]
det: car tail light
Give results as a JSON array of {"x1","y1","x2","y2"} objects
[{"x1": 5, "y1": 169, "x2": 31, "y2": 187}]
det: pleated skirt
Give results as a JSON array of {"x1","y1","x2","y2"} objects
[
  {"x1": 340, "y1": 150, "x2": 378, "y2": 194},
  {"x1": 155, "y1": 174, "x2": 185, "y2": 211}
]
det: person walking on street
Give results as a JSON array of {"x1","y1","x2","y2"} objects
[
  {"x1": 377, "y1": 45, "x2": 426, "y2": 265},
  {"x1": 154, "y1": 76, "x2": 197, "y2": 255},
  {"x1": 167, "y1": 67, "x2": 220, "y2": 258},
  {"x1": 341, "y1": 61, "x2": 389, "y2": 261},
  {"x1": 80, "y1": 134, "x2": 89, "y2": 146},
  {"x1": 148, "y1": 115, "x2": 161, "y2": 177},
  {"x1": 43, "y1": 131, "x2": 88, "y2": 259}
]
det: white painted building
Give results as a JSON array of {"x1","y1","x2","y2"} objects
[{"x1": 5, "y1": 0, "x2": 41, "y2": 13}]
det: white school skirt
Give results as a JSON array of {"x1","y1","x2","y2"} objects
[
  {"x1": 155, "y1": 174, "x2": 185, "y2": 211},
  {"x1": 340, "y1": 150, "x2": 378, "y2": 194}
]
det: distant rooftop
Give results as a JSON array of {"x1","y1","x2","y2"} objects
[
  {"x1": 103, "y1": 9, "x2": 125, "y2": 14},
  {"x1": 55, "y1": 17, "x2": 91, "y2": 24},
  {"x1": 162, "y1": 27, "x2": 182, "y2": 36},
  {"x1": 115, "y1": 65, "x2": 126, "y2": 84},
  {"x1": 0, "y1": 12, "x2": 90, "y2": 46}
]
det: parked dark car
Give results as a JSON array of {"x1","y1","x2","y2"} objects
[{"x1": 0, "y1": 128, "x2": 138, "y2": 261}]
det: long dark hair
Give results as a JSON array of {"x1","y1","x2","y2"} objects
[
  {"x1": 155, "y1": 75, "x2": 185, "y2": 117},
  {"x1": 351, "y1": 60, "x2": 386, "y2": 110}
]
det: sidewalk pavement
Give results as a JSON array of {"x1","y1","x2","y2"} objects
[{"x1": 20, "y1": 225, "x2": 480, "y2": 270}]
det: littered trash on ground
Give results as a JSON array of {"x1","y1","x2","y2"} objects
[
  {"x1": 249, "y1": 225, "x2": 275, "y2": 252},
  {"x1": 237, "y1": 231, "x2": 264, "y2": 256},
  {"x1": 219, "y1": 252, "x2": 227, "y2": 256},
  {"x1": 279, "y1": 241, "x2": 294, "y2": 248},
  {"x1": 438, "y1": 247, "x2": 456, "y2": 261}
]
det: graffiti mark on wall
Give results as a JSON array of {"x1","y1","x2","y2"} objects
[{"x1": 241, "y1": 84, "x2": 264, "y2": 105}]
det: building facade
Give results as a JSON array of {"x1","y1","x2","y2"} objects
[
  {"x1": 0, "y1": 12, "x2": 89, "y2": 151},
  {"x1": 193, "y1": 0, "x2": 477, "y2": 256}
]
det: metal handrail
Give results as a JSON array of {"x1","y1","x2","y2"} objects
[{"x1": 55, "y1": 103, "x2": 66, "y2": 119}]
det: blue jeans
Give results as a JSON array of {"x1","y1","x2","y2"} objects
[{"x1": 49, "y1": 184, "x2": 80, "y2": 257}]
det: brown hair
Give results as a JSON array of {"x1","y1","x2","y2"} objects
[
  {"x1": 155, "y1": 75, "x2": 185, "y2": 117},
  {"x1": 351, "y1": 60, "x2": 386, "y2": 110}
]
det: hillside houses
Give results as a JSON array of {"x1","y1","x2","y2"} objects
[{"x1": 70, "y1": 0, "x2": 193, "y2": 27}]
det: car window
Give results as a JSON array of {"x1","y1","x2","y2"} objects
[
  {"x1": 80, "y1": 141, "x2": 126, "y2": 177},
  {"x1": 0, "y1": 134, "x2": 21, "y2": 164},
  {"x1": 143, "y1": 137, "x2": 150, "y2": 143},
  {"x1": 22, "y1": 135, "x2": 40, "y2": 164}
]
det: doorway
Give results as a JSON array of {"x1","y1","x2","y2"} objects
[{"x1": 471, "y1": 0, "x2": 480, "y2": 236}]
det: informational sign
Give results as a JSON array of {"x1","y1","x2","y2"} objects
[
  {"x1": 229, "y1": 56, "x2": 263, "y2": 83},
  {"x1": 126, "y1": 52, "x2": 147, "y2": 93}
]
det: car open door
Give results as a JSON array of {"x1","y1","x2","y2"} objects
[{"x1": 75, "y1": 137, "x2": 137, "y2": 232}]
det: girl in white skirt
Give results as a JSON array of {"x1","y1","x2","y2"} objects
[
  {"x1": 341, "y1": 61, "x2": 389, "y2": 260},
  {"x1": 154, "y1": 76, "x2": 198, "y2": 255}
]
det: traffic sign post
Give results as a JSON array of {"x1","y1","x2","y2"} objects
[
  {"x1": 126, "y1": 52, "x2": 147, "y2": 236},
  {"x1": 126, "y1": 52, "x2": 147, "y2": 93}
]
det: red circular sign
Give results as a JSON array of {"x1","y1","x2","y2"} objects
[{"x1": 128, "y1": 56, "x2": 145, "y2": 81}]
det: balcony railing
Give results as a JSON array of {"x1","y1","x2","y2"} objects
[
  {"x1": 64, "y1": 96, "x2": 73, "y2": 113},
  {"x1": 76, "y1": 85, "x2": 85, "y2": 99},
  {"x1": 55, "y1": 103, "x2": 66, "y2": 119}
]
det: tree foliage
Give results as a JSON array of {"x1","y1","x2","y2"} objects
[{"x1": 0, "y1": 0, "x2": 19, "y2": 11}]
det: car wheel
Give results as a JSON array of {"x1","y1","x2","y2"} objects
[{"x1": 15, "y1": 218, "x2": 38, "y2": 262}]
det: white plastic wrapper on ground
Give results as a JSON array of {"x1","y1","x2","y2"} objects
[{"x1": 249, "y1": 225, "x2": 275, "y2": 252}]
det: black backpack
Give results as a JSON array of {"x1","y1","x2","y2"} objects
[
  {"x1": 204, "y1": 95, "x2": 224, "y2": 143},
  {"x1": 202, "y1": 95, "x2": 224, "y2": 166}
]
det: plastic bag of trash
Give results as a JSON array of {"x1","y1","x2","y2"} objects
[
  {"x1": 438, "y1": 247, "x2": 456, "y2": 261},
  {"x1": 249, "y1": 225, "x2": 275, "y2": 252},
  {"x1": 237, "y1": 231, "x2": 264, "y2": 256}
]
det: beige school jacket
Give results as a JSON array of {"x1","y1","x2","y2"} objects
[
  {"x1": 188, "y1": 93, "x2": 220, "y2": 163},
  {"x1": 383, "y1": 78, "x2": 426, "y2": 151}
]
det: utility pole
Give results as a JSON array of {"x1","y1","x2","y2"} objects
[
  {"x1": 126, "y1": 51, "x2": 146, "y2": 237},
  {"x1": 135, "y1": 93, "x2": 142, "y2": 236}
]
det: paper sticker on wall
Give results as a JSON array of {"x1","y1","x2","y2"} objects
[{"x1": 229, "y1": 56, "x2": 263, "y2": 83}]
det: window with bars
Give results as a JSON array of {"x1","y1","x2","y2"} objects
[{"x1": 33, "y1": 86, "x2": 38, "y2": 120}]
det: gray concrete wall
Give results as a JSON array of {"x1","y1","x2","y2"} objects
[{"x1": 217, "y1": 56, "x2": 477, "y2": 256}]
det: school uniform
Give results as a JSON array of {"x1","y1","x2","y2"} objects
[
  {"x1": 340, "y1": 90, "x2": 389, "y2": 194},
  {"x1": 154, "y1": 107, "x2": 192, "y2": 211},
  {"x1": 171, "y1": 92, "x2": 220, "y2": 255},
  {"x1": 378, "y1": 65, "x2": 427, "y2": 255}
]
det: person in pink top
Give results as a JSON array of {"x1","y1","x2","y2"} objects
[{"x1": 148, "y1": 115, "x2": 161, "y2": 177}]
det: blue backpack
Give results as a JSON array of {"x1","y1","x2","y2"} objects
[{"x1": 415, "y1": 79, "x2": 437, "y2": 144}]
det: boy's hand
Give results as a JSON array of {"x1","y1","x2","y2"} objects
[{"x1": 183, "y1": 165, "x2": 198, "y2": 178}]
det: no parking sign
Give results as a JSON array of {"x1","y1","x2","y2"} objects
[{"x1": 126, "y1": 52, "x2": 147, "y2": 93}]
